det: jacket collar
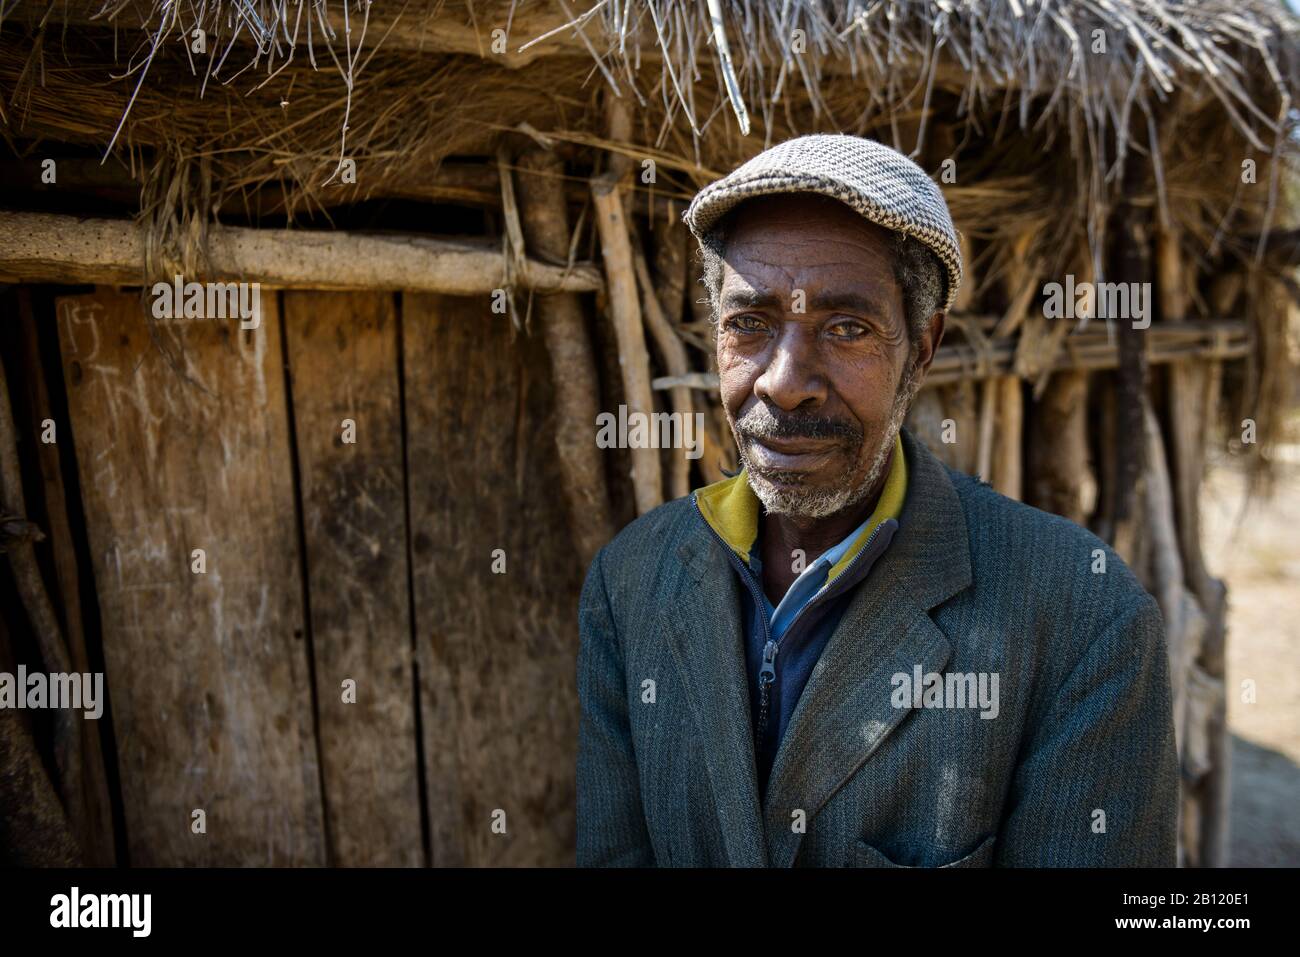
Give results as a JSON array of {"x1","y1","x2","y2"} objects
[{"x1": 664, "y1": 426, "x2": 972, "y2": 866}]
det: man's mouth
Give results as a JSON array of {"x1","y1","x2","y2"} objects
[{"x1": 744, "y1": 434, "x2": 840, "y2": 472}]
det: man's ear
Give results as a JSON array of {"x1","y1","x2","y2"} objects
[{"x1": 911, "y1": 310, "x2": 946, "y2": 382}]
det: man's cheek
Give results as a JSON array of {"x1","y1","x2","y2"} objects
[{"x1": 716, "y1": 358, "x2": 755, "y2": 411}]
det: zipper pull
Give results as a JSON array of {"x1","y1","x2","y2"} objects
[
  {"x1": 759, "y1": 639, "x2": 778, "y2": 687},
  {"x1": 756, "y1": 639, "x2": 778, "y2": 743}
]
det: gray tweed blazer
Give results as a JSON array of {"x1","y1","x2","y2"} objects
[{"x1": 575, "y1": 427, "x2": 1179, "y2": 867}]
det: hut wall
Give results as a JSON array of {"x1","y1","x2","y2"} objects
[{"x1": 6, "y1": 286, "x2": 583, "y2": 866}]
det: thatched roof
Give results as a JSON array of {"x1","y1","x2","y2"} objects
[{"x1": 3, "y1": 2, "x2": 1296, "y2": 201}]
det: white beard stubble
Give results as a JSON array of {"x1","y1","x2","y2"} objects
[{"x1": 730, "y1": 362, "x2": 921, "y2": 520}]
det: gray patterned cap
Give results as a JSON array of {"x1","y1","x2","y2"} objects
[{"x1": 684, "y1": 134, "x2": 963, "y2": 312}]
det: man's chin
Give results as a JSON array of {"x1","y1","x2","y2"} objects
[
  {"x1": 746, "y1": 466, "x2": 818, "y2": 489},
  {"x1": 745, "y1": 468, "x2": 862, "y2": 520}
]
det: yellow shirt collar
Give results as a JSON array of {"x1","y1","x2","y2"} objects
[{"x1": 694, "y1": 431, "x2": 908, "y2": 585}]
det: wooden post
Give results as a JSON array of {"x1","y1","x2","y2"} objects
[
  {"x1": 976, "y1": 379, "x2": 997, "y2": 483},
  {"x1": 992, "y1": 375, "x2": 1023, "y2": 499},
  {"x1": 985, "y1": 227, "x2": 1034, "y2": 493},
  {"x1": 1109, "y1": 202, "x2": 1152, "y2": 565},
  {"x1": 653, "y1": 212, "x2": 689, "y2": 337},
  {"x1": 1026, "y1": 371, "x2": 1091, "y2": 525},
  {"x1": 1143, "y1": 404, "x2": 1210, "y2": 866},
  {"x1": 514, "y1": 148, "x2": 615, "y2": 563},
  {"x1": 1160, "y1": 226, "x2": 1231, "y2": 866},
  {"x1": 591, "y1": 98, "x2": 663, "y2": 514},
  {"x1": 633, "y1": 235, "x2": 695, "y2": 500}
]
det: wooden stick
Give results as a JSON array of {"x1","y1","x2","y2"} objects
[
  {"x1": 992, "y1": 375, "x2": 1022, "y2": 499},
  {"x1": 590, "y1": 97, "x2": 664, "y2": 513},
  {"x1": 696, "y1": 418, "x2": 730, "y2": 486},
  {"x1": 1025, "y1": 371, "x2": 1091, "y2": 524},
  {"x1": 0, "y1": 347, "x2": 84, "y2": 860},
  {"x1": 976, "y1": 379, "x2": 997, "y2": 482},
  {"x1": 1111, "y1": 201, "x2": 1152, "y2": 564},
  {"x1": 0, "y1": 665, "x2": 81, "y2": 864},
  {"x1": 652, "y1": 212, "x2": 689, "y2": 340},
  {"x1": 514, "y1": 149, "x2": 615, "y2": 566},
  {"x1": 14, "y1": 291, "x2": 116, "y2": 865},
  {"x1": 632, "y1": 234, "x2": 694, "y2": 500},
  {"x1": 0, "y1": 211, "x2": 603, "y2": 294},
  {"x1": 704, "y1": 0, "x2": 751, "y2": 135},
  {"x1": 592, "y1": 173, "x2": 663, "y2": 514},
  {"x1": 1157, "y1": 226, "x2": 1191, "y2": 323},
  {"x1": 1143, "y1": 403, "x2": 1209, "y2": 855},
  {"x1": 991, "y1": 230, "x2": 1037, "y2": 339}
]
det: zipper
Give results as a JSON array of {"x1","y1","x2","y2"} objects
[
  {"x1": 692, "y1": 496, "x2": 896, "y2": 754},
  {"x1": 757, "y1": 638, "x2": 778, "y2": 750}
]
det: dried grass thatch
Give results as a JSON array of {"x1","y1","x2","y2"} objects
[{"x1": 4, "y1": 3, "x2": 1297, "y2": 197}]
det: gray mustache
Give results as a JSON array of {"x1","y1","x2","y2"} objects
[{"x1": 735, "y1": 403, "x2": 862, "y2": 443}]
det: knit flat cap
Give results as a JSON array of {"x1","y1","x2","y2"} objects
[{"x1": 684, "y1": 133, "x2": 963, "y2": 312}]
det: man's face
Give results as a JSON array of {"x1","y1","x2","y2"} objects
[{"x1": 715, "y1": 194, "x2": 928, "y2": 519}]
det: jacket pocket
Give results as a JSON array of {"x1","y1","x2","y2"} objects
[{"x1": 850, "y1": 833, "x2": 997, "y2": 868}]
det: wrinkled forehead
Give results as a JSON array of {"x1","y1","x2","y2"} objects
[{"x1": 716, "y1": 194, "x2": 903, "y2": 303}]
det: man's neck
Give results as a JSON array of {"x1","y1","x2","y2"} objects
[{"x1": 757, "y1": 445, "x2": 894, "y2": 606}]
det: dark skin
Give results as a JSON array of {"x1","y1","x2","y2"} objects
[{"x1": 715, "y1": 195, "x2": 946, "y2": 606}]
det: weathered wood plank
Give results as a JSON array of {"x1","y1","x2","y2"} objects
[
  {"x1": 56, "y1": 290, "x2": 324, "y2": 865},
  {"x1": 403, "y1": 293, "x2": 584, "y2": 867},
  {"x1": 282, "y1": 291, "x2": 423, "y2": 867}
]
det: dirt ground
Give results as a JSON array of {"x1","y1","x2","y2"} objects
[{"x1": 1201, "y1": 427, "x2": 1300, "y2": 867}]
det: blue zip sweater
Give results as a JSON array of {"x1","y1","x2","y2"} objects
[{"x1": 734, "y1": 520, "x2": 898, "y2": 798}]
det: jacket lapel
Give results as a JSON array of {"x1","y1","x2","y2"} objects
[
  {"x1": 762, "y1": 428, "x2": 974, "y2": 867},
  {"x1": 662, "y1": 522, "x2": 769, "y2": 867}
]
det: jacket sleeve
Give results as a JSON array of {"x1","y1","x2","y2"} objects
[
  {"x1": 575, "y1": 547, "x2": 655, "y2": 866},
  {"x1": 994, "y1": 593, "x2": 1180, "y2": 867}
]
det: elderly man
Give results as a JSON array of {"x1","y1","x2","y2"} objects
[{"x1": 575, "y1": 134, "x2": 1179, "y2": 867}]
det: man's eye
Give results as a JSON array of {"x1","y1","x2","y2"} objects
[
  {"x1": 828, "y1": 319, "x2": 869, "y2": 339},
  {"x1": 725, "y1": 314, "x2": 765, "y2": 333}
]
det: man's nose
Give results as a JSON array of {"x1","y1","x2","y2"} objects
[{"x1": 754, "y1": 326, "x2": 826, "y2": 411}]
